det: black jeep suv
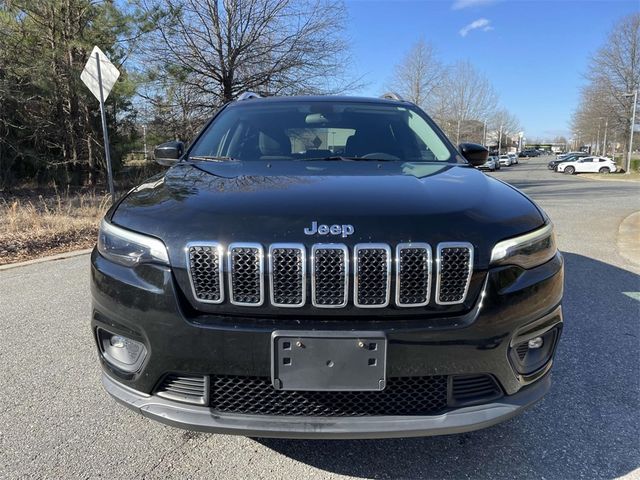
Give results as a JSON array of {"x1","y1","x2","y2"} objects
[{"x1": 91, "y1": 94, "x2": 563, "y2": 439}]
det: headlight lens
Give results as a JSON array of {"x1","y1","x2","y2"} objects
[
  {"x1": 97, "y1": 219, "x2": 169, "y2": 267},
  {"x1": 490, "y1": 223, "x2": 557, "y2": 269}
]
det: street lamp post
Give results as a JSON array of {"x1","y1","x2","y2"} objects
[
  {"x1": 602, "y1": 119, "x2": 608, "y2": 158},
  {"x1": 623, "y1": 89, "x2": 638, "y2": 174},
  {"x1": 482, "y1": 119, "x2": 487, "y2": 147}
]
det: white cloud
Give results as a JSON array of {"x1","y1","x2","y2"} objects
[
  {"x1": 459, "y1": 18, "x2": 493, "y2": 37},
  {"x1": 452, "y1": 0, "x2": 497, "y2": 10}
]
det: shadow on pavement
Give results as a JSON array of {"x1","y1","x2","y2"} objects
[{"x1": 256, "y1": 252, "x2": 640, "y2": 479}]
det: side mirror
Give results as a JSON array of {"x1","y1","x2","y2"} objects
[
  {"x1": 154, "y1": 141, "x2": 184, "y2": 166},
  {"x1": 459, "y1": 143, "x2": 489, "y2": 167}
]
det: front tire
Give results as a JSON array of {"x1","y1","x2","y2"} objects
[
  {"x1": 599, "y1": 167, "x2": 610, "y2": 174},
  {"x1": 564, "y1": 166, "x2": 575, "y2": 175}
]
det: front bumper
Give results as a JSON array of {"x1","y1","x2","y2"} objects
[
  {"x1": 91, "y1": 248, "x2": 564, "y2": 438},
  {"x1": 103, "y1": 371, "x2": 551, "y2": 439}
]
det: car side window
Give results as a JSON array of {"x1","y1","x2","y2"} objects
[{"x1": 582, "y1": 158, "x2": 593, "y2": 163}]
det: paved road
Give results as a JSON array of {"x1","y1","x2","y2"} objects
[{"x1": 1, "y1": 157, "x2": 639, "y2": 479}]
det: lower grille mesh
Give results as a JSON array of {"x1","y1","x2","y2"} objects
[
  {"x1": 157, "y1": 374, "x2": 208, "y2": 405},
  {"x1": 451, "y1": 374, "x2": 502, "y2": 404},
  {"x1": 209, "y1": 375, "x2": 449, "y2": 416}
]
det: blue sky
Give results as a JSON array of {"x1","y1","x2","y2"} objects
[{"x1": 346, "y1": 0, "x2": 639, "y2": 139}]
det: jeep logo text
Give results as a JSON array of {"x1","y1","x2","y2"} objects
[{"x1": 304, "y1": 221, "x2": 354, "y2": 238}]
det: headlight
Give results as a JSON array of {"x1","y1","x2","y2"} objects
[
  {"x1": 97, "y1": 219, "x2": 169, "y2": 267},
  {"x1": 490, "y1": 223, "x2": 557, "y2": 269}
]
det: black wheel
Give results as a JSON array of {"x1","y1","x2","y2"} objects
[
  {"x1": 564, "y1": 166, "x2": 575, "y2": 175},
  {"x1": 599, "y1": 167, "x2": 610, "y2": 174}
]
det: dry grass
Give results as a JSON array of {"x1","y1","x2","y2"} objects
[{"x1": 0, "y1": 189, "x2": 111, "y2": 265}]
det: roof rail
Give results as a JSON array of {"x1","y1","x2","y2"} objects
[
  {"x1": 236, "y1": 92, "x2": 262, "y2": 101},
  {"x1": 380, "y1": 92, "x2": 404, "y2": 101}
]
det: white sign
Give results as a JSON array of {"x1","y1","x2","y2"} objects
[{"x1": 80, "y1": 46, "x2": 120, "y2": 102}]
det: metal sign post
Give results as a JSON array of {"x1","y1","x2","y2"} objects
[
  {"x1": 95, "y1": 51, "x2": 115, "y2": 203},
  {"x1": 81, "y1": 46, "x2": 120, "y2": 204}
]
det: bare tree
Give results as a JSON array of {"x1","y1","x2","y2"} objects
[
  {"x1": 387, "y1": 39, "x2": 444, "y2": 109},
  {"x1": 572, "y1": 13, "x2": 639, "y2": 163},
  {"x1": 138, "y1": 0, "x2": 357, "y2": 107},
  {"x1": 431, "y1": 60, "x2": 498, "y2": 144},
  {"x1": 487, "y1": 108, "x2": 520, "y2": 153}
]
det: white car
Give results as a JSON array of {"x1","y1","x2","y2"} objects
[
  {"x1": 508, "y1": 153, "x2": 518, "y2": 165},
  {"x1": 498, "y1": 155, "x2": 513, "y2": 166},
  {"x1": 556, "y1": 156, "x2": 617, "y2": 174}
]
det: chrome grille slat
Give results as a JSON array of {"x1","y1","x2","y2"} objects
[
  {"x1": 396, "y1": 243, "x2": 432, "y2": 307},
  {"x1": 186, "y1": 243, "x2": 224, "y2": 304},
  {"x1": 311, "y1": 244, "x2": 349, "y2": 308},
  {"x1": 436, "y1": 242, "x2": 474, "y2": 305},
  {"x1": 269, "y1": 244, "x2": 306, "y2": 307},
  {"x1": 354, "y1": 244, "x2": 391, "y2": 308},
  {"x1": 228, "y1": 243, "x2": 264, "y2": 306}
]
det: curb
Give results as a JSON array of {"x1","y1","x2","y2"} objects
[
  {"x1": 617, "y1": 211, "x2": 640, "y2": 268},
  {"x1": 579, "y1": 173, "x2": 640, "y2": 183},
  {"x1": 0, "y1": 248, "x2": 93, "y2": 271}
]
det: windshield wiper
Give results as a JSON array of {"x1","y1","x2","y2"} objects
[
  {"x1": 188, "y1": 155, "x2": 239, "y2": 162},
  {"x1": 301, "y1": 156, "x2": 394, "y2": 162}
]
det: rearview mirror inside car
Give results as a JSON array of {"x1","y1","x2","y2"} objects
[
  {"x1": 458, "y1": 143, "x2": 489, "y2": 166},
  {"x1": 154, "y1": 141, "x2": 184, "y2": 166}
]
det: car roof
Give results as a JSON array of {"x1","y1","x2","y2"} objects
[{"x1": 227, "y1": 95, "x2": 410, "y2": 108}]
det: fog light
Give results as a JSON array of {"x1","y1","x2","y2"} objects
[
  {"x1": 110, "y1": 335, "x2": 126, "y2": 348},
  {"x1": 98, "y1": 329, "x2": 147, "y2": 373},
  {"x1": 528, "y1": 337, "x2": 544, "y2": 349}
]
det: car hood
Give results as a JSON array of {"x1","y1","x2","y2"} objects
[{"x1": 112, "y1": 160, "x2": 544, "y2": 269}]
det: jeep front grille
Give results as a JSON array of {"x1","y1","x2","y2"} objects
[
  {"x1": 186, "y1": 242, "x2": 474, "y2": 309},
  {"x1": 311, "y1": 245, "x2": 349, "y2": 308},
  {"x1": 269, "y1": 244, "x2": 305, "y2": 307},
  {"x1": 354, "y1": 244, "x2": 391, "y2": 308},
  {"x1": 228, "y1": 243, "x2": 264, "y2": 306},
  {"x1": 436, "y1": 243, "x2": 474, "y2": 305},
  {"x1": 186, "y1": 243, "x2": 224, "y2": 304},
  {"x1": 396, "y1": 243, "x2": 432, "y2": 307}
]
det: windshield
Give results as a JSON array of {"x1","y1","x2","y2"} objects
[{"x1": 188, "y1": 101, "x2": 453, "y2": 162}]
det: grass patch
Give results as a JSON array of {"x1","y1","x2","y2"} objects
[
  {"x1": 0, "y1": 160, "x2": 164, "y2": 265},
  {"x1": 0, "y1": 189, "x2": 111, "y2": 265}
]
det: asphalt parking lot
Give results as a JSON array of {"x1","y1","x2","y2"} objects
[{"x1": 1, "y1": 156, "x2": 639, "y2": 479}]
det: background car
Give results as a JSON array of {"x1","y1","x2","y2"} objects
[
  {"x1": 556, "y1": 156, "x2": 617, "y2": 174},
  {"x1": 508, "y1": 153, "x2": 518, "y2": 164},
  {"x1": 499, "y1": 154, "x2": 513, "y2": 166},
  {"x1": 556, "y1": 151, "x2": 584, "y2": 160},
  {"x1": 479, "y1": 156, "x2": 498, "y2": 171},
  {"x1": 548, "y1": 152, "x2": 588, "y2": 170}
]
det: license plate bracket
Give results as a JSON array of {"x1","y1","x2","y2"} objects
[{"x1": 271, "y1": 331, "x2": 387, "y2": 391}]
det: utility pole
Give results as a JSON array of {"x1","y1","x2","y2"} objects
[
  {"x1": 143, "y1": 124, "x2": 148, "y2": 162},
  {"x1": 596, "y1": 119, "x2": 602, "y2": 156},
  {"x1": 624, "y1": 89, "x2": 638, "y2": 174},
  {"x1": 498, "y1": 124, "x2": 503, "y2": 155},
  {"x1": 482, "y1": 119, "x2": 487, "y2": 147},
  {"x1": 602, "y1": 119, "x2": 608, "y2": 158}
]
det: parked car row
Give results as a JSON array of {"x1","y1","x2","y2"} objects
[
  {"x1": 547, "y1": 152, "x2": 588, "y2": 170},
  {"x1": 500, "y1": 153, "x2": 519, "y2": 166},
  {"x1": 478, "y1": 153, "x2": 523, "y2": 171},
  {"x1": 555, "y1": 156, "x2": 617, "y2": 174}
]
